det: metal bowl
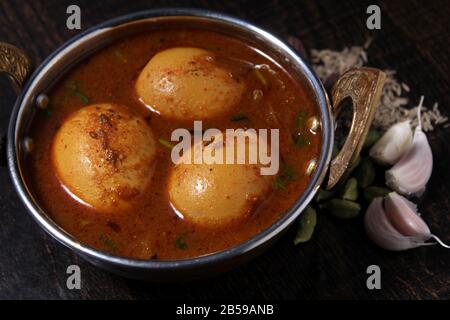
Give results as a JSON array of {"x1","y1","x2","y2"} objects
[{"x1": 1, "y1": 8, "x2": 384, "y2": 280}]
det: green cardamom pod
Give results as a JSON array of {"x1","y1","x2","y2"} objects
[
  {"x1": 294, "y1": 206, "x2": 317, "y2": 244},
  {"x1": 341, "y1": 177, "x2": 359, "y2": 201},
  {"x1": 319, "y1": 198, "x2": 361, "y2": 219},
  {"x1": 364, "y1": 186, "x2": 391, "y2": 202},
  {"x1": 363, "y1": 129, "x2": 381, "y2": 149},
  {"x1": 315, "y1": 188, "x2": 335, "y2": 202},
  {"x1": 355, "y1": 157, "x2": 375, "y2": 188}
]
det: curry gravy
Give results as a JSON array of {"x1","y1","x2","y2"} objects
[{"x1": 25, "y1": 29, "x2": 321, "y2": 260}]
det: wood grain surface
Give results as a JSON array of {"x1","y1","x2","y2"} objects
[{"x1": 0, "y1": 0, "x2": 449, "y2": 299}]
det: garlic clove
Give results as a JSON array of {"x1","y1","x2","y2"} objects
[
  {"x1": 364, "y1": 192, "x2": 449, "y2": 251},
  {"x1": 385, "y1": 127, "x2": 432, "y2": 196},
  {"x1": 364, "y1": 197, "x2": 426, "y2": 251},
  {"x1": 369, "y1": 120, "x2": 412, "y2": 166},
  {"x1": 384, "y1": 192, "x2": 430, "y2": 237},
  {"x1": 385, "y1": 97, "x2": 433, "y2": 196}
]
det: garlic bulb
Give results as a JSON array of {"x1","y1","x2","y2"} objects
[
  {"x1": 369, "y1": 121, "x2": 412, "y2": 165},
  {"x1": 364, "y1": 192, "x2": 449, "y2": 251},
  {"x1": 385, "y1": 97, "x2": 433, "y2": 196}
]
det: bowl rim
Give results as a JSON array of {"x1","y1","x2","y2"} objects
[{"x1": 7, "y1": 8, "x2": 333, "y2": 271}]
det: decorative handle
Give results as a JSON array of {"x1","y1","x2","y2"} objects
[
  {"x1": 0, "y1": 42, "x2": 32, "y2": 167},
  {"x1": 0, "y1": 42, "x2": 32, "y2": 88},
  {"x1": 326, "y1": 67, "x2": 386, "y2": 189}
]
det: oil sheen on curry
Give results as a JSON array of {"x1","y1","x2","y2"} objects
[{"x1": 26, "y1": 29, "x2": 321, "y2": 260}]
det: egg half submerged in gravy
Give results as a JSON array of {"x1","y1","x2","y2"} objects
[
  {"x1": 135, "y1": 47, "x2": 244, "y2": 120},
  {"x1": 168, "y1": 131, "x2": 273, "y2": 227},
  {"x1": 51, "y1": 103, "x2": 157, "y2": 212}
]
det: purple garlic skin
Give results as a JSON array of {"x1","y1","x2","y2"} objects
[
  {"x1": 384, "y1": 192, "x2": 430, "y2": 237},
  {"x1": 364, "y1": 192, "x2": 432, "y2": 251}
]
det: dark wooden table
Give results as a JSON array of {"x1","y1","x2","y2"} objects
[{"x1": 0, "y1": 0, "x2": 449, "y2": 300}]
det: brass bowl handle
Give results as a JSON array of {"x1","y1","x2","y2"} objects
[
  {"x1": 0, "y1": 42, "x2": 32, "y2": 166},
  {"x1": 327, "y1": 67, "x2": 386, "y2": 189},
  {"x1": 0, "y1": 42, "x2": 32, "y2": 89}
]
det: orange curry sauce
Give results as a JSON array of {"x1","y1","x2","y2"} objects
[{"x1": 25, "y1": 29, "x2": 321, "y2": 260}]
